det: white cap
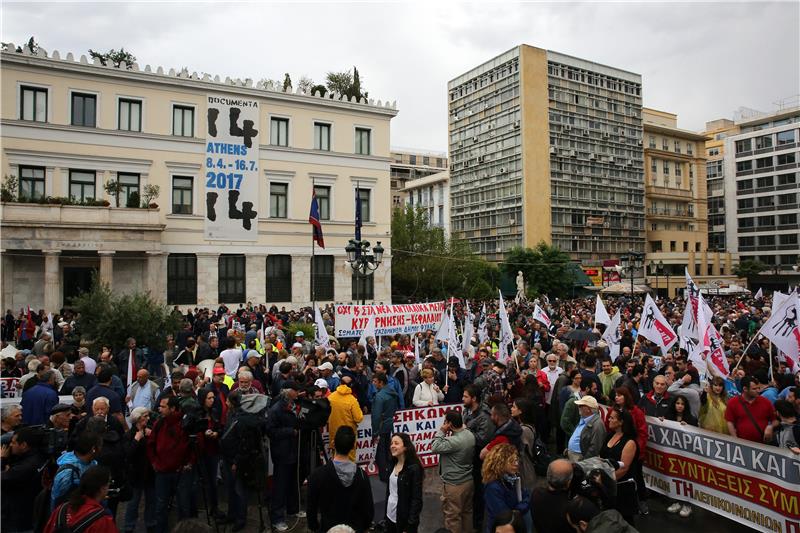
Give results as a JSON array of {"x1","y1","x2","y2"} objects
[
  {"x1": 319, "y1": 362, "x2": 334, "y2": 371},
  {"x1": 314, "y1": 378, "x2": 329, "y2": 389}
]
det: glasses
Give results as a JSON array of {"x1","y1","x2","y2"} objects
[{"x1": 547, "y1": 359, "x2": 557, "y2": 363}]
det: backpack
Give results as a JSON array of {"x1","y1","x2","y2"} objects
[
  {"x1": 32, "y1": 463, "x2": 81, "y2": 533},
  {"x1": 234, "y1": 414, "x2": 269, "y2": 490},
  {"x1": 52, "y1": 502, "x2": 106, "y2": 533},
  {"x1": 531, "y1": 434, "x2": 556, "y2": 476}
]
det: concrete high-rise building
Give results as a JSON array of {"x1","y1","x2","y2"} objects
[
  {"x1": 403, "y1": 170, "x2": 450, "y2": 236},
  {"x1": 389, "y1": 150, "x2": 447, "y2": 212},
  {"x1": 703, "y1": 118, "x2": 739, "y2": 253},
  {"x1": 723, "y1": 106, "x2": 800, "y2": 289},
  {"x1": 643, "y1": 108, "x2": 736, "y2": 297},
  {"x1": 448, "y1": 45, "x2": 645, "y2": 263}
]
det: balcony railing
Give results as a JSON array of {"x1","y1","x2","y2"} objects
[{"x1": 0, "y1": 202, "x2": 162, "y2": 227}]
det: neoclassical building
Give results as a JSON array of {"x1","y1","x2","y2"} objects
[{"x1": 0, "y1": 44, "x2": 397, "y2": 311}]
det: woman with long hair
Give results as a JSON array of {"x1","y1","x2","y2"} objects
[
  {"x1": 665, "y1": 395, "x2": 698, "y2": 426},
  {"x1": 599, "y1": 408, "x2": 639, "y2": 525},
  {"x1": 198, "y1": 388, "x2": 223, "y2": 519},
  {"x1": 699, "y1": 376, "x2": 729, "y2": 434},
  {"x1": 612, "y1": 387, "x2": 647, "y2": 458},
  {"x1": 481, "y1": 444, "x2": 531, "y2": 533},
  {"x1": 385, "y1": 433, "x2": 423, "y2": 533},
  {"x1": 44, "y1": 466, "x2": 118, "y2": 533},
  {"x1": 510, "y1": 397, "x2": 537, "y2": 489}
]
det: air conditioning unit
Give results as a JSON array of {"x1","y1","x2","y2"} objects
[
  {"x1": 637, "y1": 139, "x2": 643, "y2": 146},
  {"x1": 609, "y1": 157, "x2": 616, "y2": 164},
  {"x1": 549, "y1": 146, "x2": 556, "y2": 154},
  {"x1": 628, "y1": 159, "x2": 634, "y2": 166},
  {"x1": 569, "y1": 150, "x2": 577, "y2": 157},
  {"x1": 499, "y1": 167, "x2": 507, "y2": 173},
  {"x1": 513, "y1": 120, "x2": 520, "y2": 128},
  {"x1": 472, "y1": 136, "x2": 479, "y2": 142},
  {"x1": 487, "y1": 123, "x2": 493, "y2": 129},
  {"x1": 458, "y1": 141, "x2": 464, "y2": 148},
  {"x1": 478, "y1": 155, "x2": 485, "y2": 163},
  {"x1": 602, "y1": 132, "x2": 609, "y2": 138},
  {"x1": 564, "y1": 125, "x2": 572, "y2": 131},
  {"x1": 590, "y1": 154, "x2": 597, "y2": 160},
  {"x1": 583, "y1": 129, "x2": 590, "y2": 136}
]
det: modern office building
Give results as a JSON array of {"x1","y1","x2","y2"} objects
[
  {"x1": 402, "y1": 170, "x2": 450, "y2": 236},
  {"x1": 0, "y1": 44, "x2": 398, "y2": 311},
  {"x1": 703, "y1": 118, "x2": 739, "y2": 253},
  {"x1": 448, "y1": 44, "x2": 645, "y2": 263},
  {"x1": 723, "y1": 106, "x2": 800, "y2": 289},
  {"x1": 642, "y1": 108, "x2": 737, "y2": 297},
  {"x1": 389, "y1": 150, "x2": 447, "y2": 212}
]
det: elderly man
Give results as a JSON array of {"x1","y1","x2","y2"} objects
[
  {"x1": 532, "y1": 459, "x2": 574, "y2": 533},
  {"x1": 232, "y1": 369, "x2": 265, "y2": 395},
  {"x1": 117, "y1": 337, "x2": 145, "y2": 384},
  {"x1": 566, "y1": 395, "x2": 606, "y2": 461},
  {"x1": 78, "y1": 347, "x2": 97, "y2": 376},
  {"x1": 21, "y1": 369, "x2": 59, "y2": 425},
  {"x1": 60, "y1": 359, "x2": 97, "y2": 395},
  {"x1": 32, "y1": 332, "x2": 53, "y2": 356},
  {"x1": 127, "y1": 369, "x2": 161, "y2": 411},
  {"x1": 1, "y1": 405, "x2": 22, "y2": 435},
  {"x1": 639, "y1": 375, "x2": 671, "y2": 417}
]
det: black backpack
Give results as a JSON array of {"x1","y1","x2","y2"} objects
[
  {"x1": 52, "y1": 502, "x2": 106, "y2": 533},
  {"x1": 32, "y1": 463, "x2": 82, "y2": 533}
]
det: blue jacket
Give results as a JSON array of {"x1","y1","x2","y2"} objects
[
  {"x1": 483, "y1": 478, "x2": 530, "y2": 533},
  {"x1": 371, "y1": 385, "x2": 400, "y2": 435},
  {"x1": 50, "y1": 451, "x2": 97, "y2": 510},
  {"x1": 20, "y1": 382, "x2": 58, "y2": 425},
  {"x1": 367, "y1": 375, "x2": 405, "y2": 409}
]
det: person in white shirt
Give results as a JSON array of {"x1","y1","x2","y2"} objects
[
  {"x1": 543, "y1": 354, "x2": 564, "y2": 406},
  {"x1": 413, "y1": 368, "x2": 444, "y2": 407},
  {"x1": 219, "y1": 337, "x2": 243, "y2": 379}
]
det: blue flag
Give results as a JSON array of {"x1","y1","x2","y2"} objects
[
  {"x1": 355, "y1": 186, "x2": 362, "y2": 254},
  {"x1": 309, "y1": 190, "x2": 325, "y2": 248}
]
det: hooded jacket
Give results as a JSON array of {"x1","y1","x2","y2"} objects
[
  {"x1": 327, "y1": 385, "x2": 364, "y2": 460},
  {"x1": 147, "y1": 412, "x2": 193, "y2": 473},
  {"x1": 306, "y1": 459, "x2": 374, "y2": 533},
  {"x1": 371, "y1": 384, "x2": 400, "y2": 435},
  {"x1": 486, "y1": 418, "x2": 523, "y2": 452},
  {"x1": 266, "y1": 395, "x2": 299, "y2": 463},
  {"x1": 638, "y1": 390, "x2": 671, "y2": 417}
]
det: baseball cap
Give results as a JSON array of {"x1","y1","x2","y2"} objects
[
  {"x1": 314, "y1": 378, "x2": 329, "y2": 389},
  {"x1": 294, "y1": 331, "x2": 305, "y2": 337},
  {"x1": 319, "y1": 362, "x2": 334, "y2": 372},
  {"x1": 574, "y1": 396, "x2": 599, "y2": 410},
  {"x1": 213, "y1": 367, "x2": 226, "y2": 375},
  {"x1": 292, "y1": 342, "x2": 303, "y2": 349}
]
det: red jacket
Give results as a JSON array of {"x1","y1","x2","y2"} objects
[
  {"x1": 44, "y1": 499, "x2": 118, "y2": 533},
  {"x1": 605, "y1": 405, "x2": 648, "y2": 459},
  {"x1": 147, "y1": 413, "x2": 193, "y2": 472}
]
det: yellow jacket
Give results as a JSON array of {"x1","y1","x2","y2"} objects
[{"x1": 327, "y1": 384, "x2": 364, "y2": 461}]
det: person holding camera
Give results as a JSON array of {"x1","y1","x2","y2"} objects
[
  {"x1": 1, "y1": 426, "x2": 46, "y2": 532},
  {"x1": 148, "y1": 395, "x2": 196, "y2": 533},
  {"x1": 123, "y1": 406, "x2": 156, "y2": 533},
  {"x1": 266, "y1": 381, "x2": 302, "y2": 532}
]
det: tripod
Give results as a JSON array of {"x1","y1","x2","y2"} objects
[{"x1": 188, "y1": 435, "x2": 221, "y2": 533}]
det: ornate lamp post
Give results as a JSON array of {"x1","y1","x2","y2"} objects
[{"x1": 345, "y1": 239, "x2": 384, "y2": 305}]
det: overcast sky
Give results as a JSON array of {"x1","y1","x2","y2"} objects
[{"x1": 3, "y1": 1, "x2": 798, "y2": 152}]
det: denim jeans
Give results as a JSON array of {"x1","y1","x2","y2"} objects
[
  {"x1": 198, "y1": 454, "x2": 220, "y2": 514},
  {"x1": 123, "y1": 485, "x2": 156, "y2": 532},
  {"x1": 375, "y1": 433, "x2": 391, "y2": 483},
  {"x1": 154, "y1": 468, "x2": 196, "y2": 533},
  {"x1": 270, "y1": 461, "x2": 299, "y2": 524},
  {"x1": 222, "y1": 459, "x2": 248, "y2": 527}
]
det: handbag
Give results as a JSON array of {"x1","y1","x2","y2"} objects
[{"x1": 739, "y1": 396, "x2": 765, "y2": 440}]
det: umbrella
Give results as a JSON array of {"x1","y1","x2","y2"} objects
[{"x1": 563, "y1": 329, "x2": 600, "y2": 342}]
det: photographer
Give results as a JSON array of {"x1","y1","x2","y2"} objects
[
  {"x1": 85, "y1": 415, "x2": 129, "y2": 521},
  {"x1": 123, "y1": 406, "x2": 157, "y2": 533},
  {"x1": 266, "y1": 381, "x2": 302, "y2": 532},
  {"x1": 148, "y1": 395, "x2": 196, "y2": 533},
  {"x1": 1, "y1": 426, "x2": 46, "y2": 532}
]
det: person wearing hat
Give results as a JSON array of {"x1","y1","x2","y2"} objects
[
  {"x1": 294, "y1": 330, "x2": 311, "y2": 356},
  {"x1": 566, "y1": 395, "x2": 606, "y2": 461},
  {"x1": 318, "y1": 361, "x2": 339, "y2": 390},
  {"x1": 314, "y1": 378, "x2": 331, "y2": 397},
  {"x1": 47, "y1": 403, "x2": 74, "y2": 432},
  {"x1": 266, "y1": 381, "x2": 302, "y2": 531}
]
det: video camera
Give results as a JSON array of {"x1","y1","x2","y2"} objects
[{"x1": 21, "y1": 425, "x2": 69, "y2": 457}]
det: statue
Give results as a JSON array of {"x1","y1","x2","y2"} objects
[{"x1": 515, "y1": 271, "x2": 526, "y2": 304}]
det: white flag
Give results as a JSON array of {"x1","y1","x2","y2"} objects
[
  {"x1": 414, "y1": 334, "x2": 421, "y2": 364},
  {"x1": 462, "y1": 302, "x2": 474, "y2": 355},
  {"x1": 126, "y1": 351, "x2": 135, "y2": 388},
  {"x1": 595, "y1": 295, "x2": 611, "y2": 327},
  {"x1": 498, "y1": 291, "x2": 515, "y2": 363},
  {"x1": 638, "y1": 294, "x2": 678, "y2": 353},
  {"x1": 478, "y1": 304, "x2": 488, "y2": 345},
  {"x1": 533, "y1": 305, "x2": 551, "y2": 328},
  {"x1": 447, "y1": 302, "x2": 466, "y2": 369},
  {"x1": 602, "y1": 308, "x2": 622, "y2": 361},
  {"x1": 755, "y1": 287, "x2": 763, "y2": 300},
  {"x1": 684, "y1": 269, "x2": 712, "y2": 342},
  {"x1": 314, "y1": 307, "x2": 330, "y2": 348},
  {"x1": 760, "y1": 293, "x2": 800, "y2": 363},
  {"x1": 703, "y1": 322, "x2": 730, "y2": 378},
  {"x1": 358, "y1": 313, "x2": 376, "y2": 347},
  {"x1": 435, "y1": 306, "x2": 450, "y2": 343}
]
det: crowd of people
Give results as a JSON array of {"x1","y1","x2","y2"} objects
[{"x1": 1, "y1": 290, "x2": 798, "y2": 533}]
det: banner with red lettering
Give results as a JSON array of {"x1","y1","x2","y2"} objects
[
  {"x1": 1, "y1": 377, "x2": 20, "y2": 398},
  {"x1": 335, "y1": 302, "x2": 446, "y2": 338},
  {"x1": 643, "y1": 416, "x2": 800, "y2": 532},
  {"x1": 323, "y1": 404, "x2": 459, "y2": 473}
]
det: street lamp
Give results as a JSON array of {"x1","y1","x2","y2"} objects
[
  {"x1": 345, "y1": 239, "x2": 384, "y2": 305},
  {"x1": 657, "y1": 260, "x2": 665, "y2": 298},
  {"x1": 621, "y1": 250, "x2": 644, "y2": 301}
]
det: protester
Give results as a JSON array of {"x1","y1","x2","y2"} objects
[
  {"x1": 600, "y1": 409, "x2": 639, "y2": 525},
  {"x1": 431, "y1": 409, "x2": 476, "y2": 533},
  {"x1": 566, "y1": 395, "x2": 606, "y2": 461},
  {"x1": 1, "y1": 426, "x2": 45, "y2": 532},
  {"x1": 565, "y1": 495, "x2": 639, "y2": 533},
  {"x1": 123, "y1": 407, "x2": 156, "y2": 533},
  {"x1": 725, "y1": 375, "x2": 775, "y2": 443},
  {"x1": 481, "y1": 443, "x2": 530, "y2": 533},
  {"x1": 531, "y1": 459, "x2": 573, "y2": 533},
  {"x1": 413, "y1": 368, "x2": 444, "y2": 407},
  {"x1": 44, "y1": 465, "x2": 118, "y2": 533},
  {"x1": 327, "y1": 376, "x2": 364, "y2": 461},
  {"x1": 385, "y1": 433, "x2": 423, "y2": 533},
  {"x1": 266, "y1": 382, "x2": 302, "y2": 532},
  {"x1": 371, "y1": 371, "x2": 401, "y2": 482}
]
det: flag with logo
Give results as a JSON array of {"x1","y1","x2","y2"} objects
[
  {"x1": 309, "y1": 189, "x2": 325, "y2": 248},
  {"x1": 595, "y1": 295, "x2": 611, "y2": 327},
  {"x1": 638, "y1": 294, "x2": 678, "y2": 353},
  {"x1": 532, "y1": 304, "x2": 551, "y2": 328},
  {"x1": 462, "y1": 301, "x2": 474, "y2": 355},
  {"x1": 447, "y1": 302, "x2": 466, "y2": 368},
  {"x1": 754, "y1": 287, "x2": 763, "y2": 300},
  {"x1": 477, "y1": 304, "x2": 488, "y2": 345},
  {"x1": 760, "y1": 293, "x2": 800, "y2": 365},
  {"x1": 414, "y1": 334, "x2": 421, "y2": 364},
  {"x1": 703, "y1": 322, "x2": 730, "y2": 377},
  {"x1": 602, "y1": 308, "x2": 623, "y2": 361},
  {"x1": 498, "y1": 291, "x2": 515, "y2": 363},
  {"x1": 314, "y1": 307, "x2": 329, "y2": 348}
]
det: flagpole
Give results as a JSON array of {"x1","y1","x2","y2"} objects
[
  {"x1": 311, "y1": 177, "x2": 316, "y2": 313},
  {"x1": 731, "y1": 333, "x2": 762, "y2": 374}
]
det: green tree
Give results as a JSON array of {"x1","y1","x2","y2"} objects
[
  {"x1": 501, "y1": 242, "x2": 576, "y2": 299},
  {"x1": 282, "y1": 73, "x2": 292, "y2": 92},
  {"x1": 733, "y1": 259, "x2": 768, "y2": 286},
  {"x1": 391, "y1": 205, "x2": 497, "y2": 302},
  {"x1": 88, "y1": 47, "x2": 136, "y2": 68},
  {"x1": 72, "y1": 277, "x2": 182, "y2": 352},
  {"x1": 325, "y1": 67, "x2": 368, "y2": 100},
  {"x1": 298, "y1": 76, "x2": 315, "y2": 94}
]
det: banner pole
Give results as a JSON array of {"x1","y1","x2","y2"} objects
[{"x1": 311, "y1": 176, "x2": 316, "y2": 314}]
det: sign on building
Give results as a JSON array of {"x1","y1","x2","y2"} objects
[{"x1": 204, "y1": 95, "x2": 260, "y2": 241}]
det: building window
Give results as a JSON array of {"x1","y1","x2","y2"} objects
[
  {"x1": 314, "y1": 185, "x2": 330, "y2": 220},
  {"x1": 71, "y1": 93, "x2": 96, "y2": 127},
  {"x1": 670, "y1": 241, "x2": 676, "y2": 252},
  {"x1": 675, "y1": 163, "x2": 682, "y2": 177},
  {"x1": 736, "y1": 160, "x2": 752, "y2": 172},
  {"x1": 270, "y1": 118, "x2": 289, "y2": 146},
  {"x1": 662, "y1": 138, "x2": 669, "y2": 151},
  {"x1": 663, "y1": 161, "x2": 670, "y2": 175},
  {"x1": 270, "y1": 183, "x2": 288, "y2": 218},
  {"x1": 735, "y1": 139, "x2": 752, "y2": 153},
  {"x1": 779, "y1": 213, "x2": 797, "y2": 225},
  {"x1": 118, "y1": 173, "x2": 140, "y2": 207},
  {"x1": 18, "y1": 165, "x2": 45, "y2": 200},
  {"x1": 777, "y1": 130, "x2": 796, "y2": 145},
  {"x1": 314, "y1": 122, "x2": 331, "y2": 151},
  {"x1": 311, "y1": 256, "x2": 334, "y2": 301},
  {"x1": 757, "y1": 215, "x2": 775, "y2": 227},
  {"x1": 118, "y1": 98, "x2": 142, "y2": 132},
  {"x1": 218, "y1": 255, "x2": 246, "y2": 303},
  {"x1": 68, "y1": 170, "x2": 96, "y2": 201},
  {"x1": 266, "y1": 255, "x2": 292, "y2": 302},
  {"x1": 650, "y1": 158, "x2": 657, "y2": 173},
  {"x1": 759, "y1": 235, "x2": 775, "y2": 247},
  {"x1": 674, "y1": 140, "x2": 681, "y2": 153},
  {"x1": 777, "y1": 153, "x2": 796, "y2": 166},
  {"x1": 739, "y1": 236, "x2": 755, "y2": 248},
  {"x1": 778, "y1": 173, "x2": 797, "y2": 185},
  {"x1": 356, "y1": 187, "x2": 371, "y2": 222},
  {"x1": 352, "y1": 273, "x2": 374, "y2": 301},
  {"x1": 708, "y1": 147, "x2": 720, "y2": 156},
  {"x1": 687, "y1": 143, "x2": 693, "y2": 155},
  {"x1": 755, "y1": 135, "x2": 773, "y2": 150},
  {"x1": 355, "y1": 128, "x2": 371, "y2": 155},
  {"x1": 172, "y1": 176, "x2": 193, "y2": 214},
  {"x1": 756, "y1": 176, "x2": 774, "y2": 188},
  {"x1": 167, "y1": 254, "x2": 197, "y2": 305},
  {"x1": 172, "y1": 105, "x2": 194, "y2": 137},
  {"x1": 649, "y1": 136, "x2": 655, "y2": 149},
  {"x1": 778, "y1": 193, "x2": 797, "y2": 205},
  {"x1": 423, "y1": 156, "x2": 430, "y2": 166},
  {"x1": 20, "y1": 86, "x2": 47, "y2": 122},
  {"x1": 755, "y1": 157, "x2": 773, "y2": 169},
  {"x1": 780, "y1": 234, "x2": 798, "y2": 246}
]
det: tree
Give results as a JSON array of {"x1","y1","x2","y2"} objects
[
  {"x1": 259, "y1": 78, "x2": 282, "y2": 91},
  {"x1": 325, "y1": 70, "x2": 353, "y2": 95},
  {"x1": 310, "y1": 84, "x2": 327, "y2": 96},
  {"x1": 391, "y1": 205, "x2": 497, "y2": 302},
  {"x1": 88, "y1": 47, "x2": 137, "y2": 68},
  {"x1": 72, "y1": 276, "x2": 182, "y2": 352},
  {"x1": 282, "y1": 73, "x2": 292, "y2": 92},
  {"x1": 18, "y1": 36, "x2": 38, "y2": 54},
  {"x1": 500, "y1": 242, "x2": 576, "y2": 299},
  {"x1": 298, "y1": 76, "x2": 315, "y2": 94},
  {"x1": 733, "y1": 259, "x2": 768, "y2": 286}
]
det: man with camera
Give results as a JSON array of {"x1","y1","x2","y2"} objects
[
  {"x1": 148, "y1": 395, "x2": 196, "y2": 533},
  {"x1": 1, "y1": 426, "x2": 46, "y2": 532},
  {"x1": 266, "y1": 381, "x2": 302, "y2": 532}
]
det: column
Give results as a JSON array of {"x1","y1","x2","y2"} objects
[
  {"x1": 687, "y1": 250, "x2": 696, "y2": 278},
  {"x1": 44, "y1": 250, "x2": 61, "y2": 312},
  {"x1": 98, "y1": 251, "x2": 115, "y2": 288},
  {"x1": 196, "y1": 253, "x2": 219, "y2": 307},
  {"x1": 246, "y1": 254, "x2": 267, "y2": 304},
  {"x1": 291, "y1": 255, "x2": 310, "y2": 306},
  {"x1": 701, "y1": 250, "x2": 709, "y2": 277},
  {"x1": 146, "y1": 251, "x2": 166, "y2": 303},
  {"x1": 711, "y1": 252, "x2": 721, "y2": 277},
  {"x1": 1, "y1": 250, "x2": 12, "y2": 311}
]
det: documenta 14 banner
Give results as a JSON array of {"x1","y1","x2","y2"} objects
[
  {"x1": 642, "y1": 416, "x2": 800, "y2": 532},
  {"x1": 335, "y1": 302, "x2": 446, "y2": 337}
]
